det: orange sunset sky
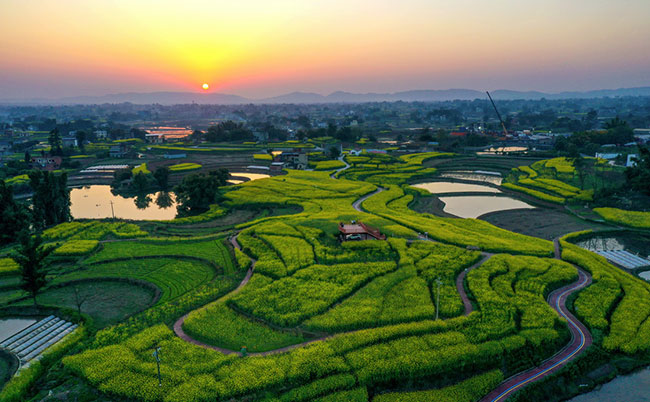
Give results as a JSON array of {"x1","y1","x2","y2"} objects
[{"x1": 1, "y1": 0, "x2": 649, "y2": 99}]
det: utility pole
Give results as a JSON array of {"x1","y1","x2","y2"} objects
[
  {"x1": 153, "y1": 346, "x2": 162, "y2": 386},
  {"x1": 109, "y1": 200, "x2": 115, "y2": 220},
  {"x1": 435, "y1": 277, "x2": 442, "y2": 320}
]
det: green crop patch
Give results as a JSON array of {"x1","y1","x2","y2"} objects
[{"x1": 183, "y1": 302, "x2": 305, "y2": 352}]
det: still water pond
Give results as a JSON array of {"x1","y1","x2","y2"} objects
[
  {"x1": 439, "y1": 171, "x2": 503, "y2": 185},
  {"x1": 439, "y1": 195, "x2": 535, "y2": 219},
  {"x1": 576, "y1": 234, "x2": 650, "y2": 259},
  {"x1": 414, "y1": 182, "x2": 501, "y2": 194},
  {"x1": 568, "y1": 367, "x2": 650, "y2": 402},
  {"x1": 70, "y1": 185, "x2": 178, "y2": 220},
  {"x1": 0, "y1": 318, "x2": 37, "y2": 342}
]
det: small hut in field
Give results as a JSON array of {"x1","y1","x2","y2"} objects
[{"x1": 338, "y1": 221, "x2": 386, "y2": 242}]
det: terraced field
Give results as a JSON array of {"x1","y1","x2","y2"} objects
[{"x1": 3, "y1": 152, "x2": 650, "y2": 402}]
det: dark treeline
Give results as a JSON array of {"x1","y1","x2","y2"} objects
[{"x1": 0, "y1": 171, "x2": 70, "y2": 245}]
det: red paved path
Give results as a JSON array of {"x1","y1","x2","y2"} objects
[{"x1": 479, "y1": 238, "x2": 593, "y2": 401}]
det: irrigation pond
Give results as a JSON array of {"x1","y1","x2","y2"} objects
[{"x1": 70, "y1": 185, "x2": 178, "y2": 220}]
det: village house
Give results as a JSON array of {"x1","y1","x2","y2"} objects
[
  {"x1": 338, "y1": 221, "x2": 386, "y2": 242},
  {"x1": 30, "y1": 155, "x2": 62, "y2": 171},
  {"x1": 277, "y1": 148, "x2": 308, "y2": 169},
  {"x1": 109, "y1": 143, "x2": 130, "y2": 158}
]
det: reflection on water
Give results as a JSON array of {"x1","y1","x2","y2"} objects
[
  {"x1": 439, "y1": 171, "x2": 503, "y2": 185},
  {"x1": 134, "y1": 194, "x2": 152, "y2": 209},
  {"x1": 156, "y1": 192, "x2": 174, "y2": 209},
  {"x1": 0, "y1": 318, "x2": 37, "y2": 342},
  {"x1": 576, "y1": 235, "x2": 650, "y2": 259},
  {"x1": 568, "y1": 367, "x2": 650, "y2": 402},
  {"x1": 414, "y1": 182, "x2": 501, "y2": 194},
  {"x1": 439, "y1": 195, "x2": 535, "y2": 218},
  {"x1": 70, "y1": 185, "x2": 178, "y2": 220}
]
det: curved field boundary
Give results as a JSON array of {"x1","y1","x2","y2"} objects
[
  {"x1": 173, "y1": 234, "x2": 256, "y2": 355},
  {"x1": 173, "y1": 231, "x2": 496, "y2": 356},
  {"x1": 457, "y1": 253, "x2": 492, "y2": 315},
  {"x1": 479, "y1": 267, "x2": 592, "y2": 402},
  {"x1": 84, "y1": 254, "x2": 223, "y2": 274},
  {"x1": 353, "y1": 187, "x2": 384, "y2": 213},
  {"x1": 329, "y1": 156, "x2": 350, "y2": 179}
]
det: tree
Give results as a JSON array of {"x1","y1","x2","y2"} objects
[
  {"x1": 24, "y1": 150, "x2": 31, "y2": 164},
  {"x1": 132, "y1": 172, "x2": 149, "y2": 193},
  {"x1": 625, "y1": 146, "x2": 650, "y2": 196},
  {"x1": 12, "y1": 231, "x2": 55, "y2": 306},
  {"x1": 29, "y1": 170, "x2": 70, "y2": 229},
  {"x1": 604, "y1": 117, "x2": 634, "y2": 145},
  {"x1": 0, "y1": 181, "x2": 30, "y2": 245},
  {"x1": 75, "y1": 130, "x2": 87, "y2": 151},
  {"x1": 174, "y1": 169, "x2": 229, "y2": 216},
  {"x1": 153, "y1": 167, "x2": 170, "y2": 190},
  {"x1": 328, "y1": 146, "x2": 341, "y2": 159},
  {"x1": 72, "y1": 285, "x2": 90, "y2": 314},
  {"x1": 568, "y1": 151, "x2": 589, "y2": 190},
  {"x1": 48, "y1": 128, "x2": 63, "y2": 156}
]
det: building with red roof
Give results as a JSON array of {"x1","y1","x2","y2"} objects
[{"x1": 338, "y1": 221, "x2": 386, "y2": 241}]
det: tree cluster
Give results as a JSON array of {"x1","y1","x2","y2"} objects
[
  {"x1": 29, "y1": 170, "x2": 71, "y2": 229},
  {"x1": 205, "y1": 121, "x2": 254, "y2": 142},
  {"x1": 174, "y1": 168, "x2": 229, "y2": 216},
  {"x1": 554, "y1": 117, "x2": 635, "y2": 155},
  {"x1": 0, "y1": 181, "x2": 30, "y2": 245}
]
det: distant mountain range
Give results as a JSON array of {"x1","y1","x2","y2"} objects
[{"x1": 3, "y1": 86, "x2": 650, "y2": 105}]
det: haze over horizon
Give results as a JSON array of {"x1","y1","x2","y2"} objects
[{"x1": 2, "y1": 0, "x2": 650, "y2": 100}]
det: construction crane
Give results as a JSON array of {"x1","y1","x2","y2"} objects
[{"x1": 486, "y1": 91, "x2": 508, "y2": 136}]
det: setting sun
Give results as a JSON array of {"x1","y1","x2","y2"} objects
[{"x1": 202, "y1": 83, "x2": 209, "y2": 90}]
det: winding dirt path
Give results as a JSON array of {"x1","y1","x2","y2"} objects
[
  {"x1": 173, "y1": 233, "x2": 256, "y2": 355},
  {"x1": 352, "y1": 187, "x2": 384, "y2": 213},
  {"x1": 457, "y1": 253, "x2": 492, "y2": 315},
  {"x1": 329, "y1": 156, "x2": 350, "y2": 179}
]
